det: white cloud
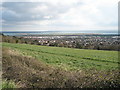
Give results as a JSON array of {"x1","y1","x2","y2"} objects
[
  {"x1": 2, "y1": 0, "x2": 119, "y2": 31},
  {"x1": 45, "y1": 0, "x2": 118, "y2": 30},
  {"x1": 32, "y1": 5, "x2": 48, "y2": 13}
]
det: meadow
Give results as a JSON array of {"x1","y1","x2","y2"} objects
[{"x1": 3, "y1": 42, "x2": 119, "y2": 71}]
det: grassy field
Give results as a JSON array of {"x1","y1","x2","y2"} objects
[
  {"x1": 2, "y1": 42, "x2": 119, "y2": 71},
  {"x1": 2, "y1": 42, "x2": 120, "y2": 88}
]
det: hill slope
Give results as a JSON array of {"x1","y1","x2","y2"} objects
[
  {"x1": 3, "y1": 42, "x2": 119, "y2": 70},
  {"x1": 2, "y1": 46, "x2": 120, "y2": 88}
]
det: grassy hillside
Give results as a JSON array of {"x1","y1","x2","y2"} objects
[
  {"x1": 2, "y1": 45, "x2": 120, "y2": 88},
  {"x1": 3, "y1": 42, "x2": 119, "y2": 71}
]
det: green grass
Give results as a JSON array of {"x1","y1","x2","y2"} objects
[
  {"x1": 2, "y1": 80, "x2": 16, "y2": 89},
  {"x1": 2, "y1": 42, "x2": 119, "y2": 70}
]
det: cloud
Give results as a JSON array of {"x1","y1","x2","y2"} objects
[
  {"x1": 1, "y1": 0, "x2": 119, "y2": 31},
  {"x1": 2, "y1": 2, "x2": 71, "y2": 24}
]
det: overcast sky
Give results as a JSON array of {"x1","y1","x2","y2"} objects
[{"x1": 1, "y1": 0, "x2": 119, "y2": 31}]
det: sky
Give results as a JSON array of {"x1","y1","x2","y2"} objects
[{"x1": 1, "y1": 0, "x2": 119, "y2": 32}]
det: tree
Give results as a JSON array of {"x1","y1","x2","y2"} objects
[
  {"x1": 16, "y1": 40, "x2": 19, "y2": 43},
  {"x1": 76, "y1": 42, "x2": 83, "y2": 49}
]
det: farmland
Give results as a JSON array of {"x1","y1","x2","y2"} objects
[{"x1": 2, "y1": 42, "x2": 119, "y2": 71}]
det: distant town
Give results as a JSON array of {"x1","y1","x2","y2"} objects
[{"x1": 2, "y1": 33, "x2": 120, "y2": 51}]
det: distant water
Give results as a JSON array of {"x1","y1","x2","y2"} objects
[{"x1": 2, "y1": 30, "x2": 118, "y2": 36}]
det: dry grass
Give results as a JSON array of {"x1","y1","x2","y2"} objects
[{"x1": 2, "y1": 47, "x2": 120, "y2": 88}]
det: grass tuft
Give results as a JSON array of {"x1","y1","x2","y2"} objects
[{"x1": 2, "y1": 80, "x2": 16, "y2": 89}]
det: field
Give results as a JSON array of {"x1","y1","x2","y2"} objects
[
  {"x1": 3, "y1": 42, "x2": 119, "y2": 70},
  {"x1": 2, "y1": 42, "x2": 120, "y2": 88}
]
